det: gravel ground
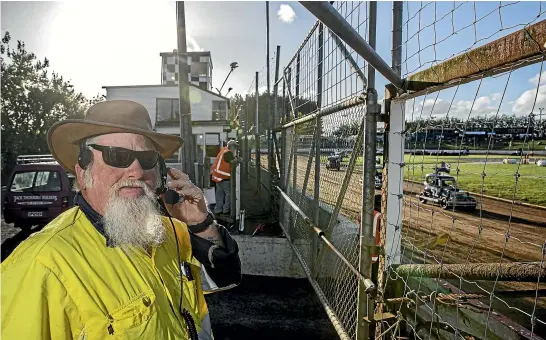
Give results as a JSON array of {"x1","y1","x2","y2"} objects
[{"x1": 208, "y1": 275, "x2": 337, "y2": 340}]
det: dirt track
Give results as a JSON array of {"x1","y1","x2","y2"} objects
[{"x1": 286, "y1": 155, "x2": 546, "y2": 265}]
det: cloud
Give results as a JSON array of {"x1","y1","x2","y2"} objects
[
  {"x1": 278, "y1": 4, "x2": 296, "y2": 23},
  {"x1": 243, "y1": 85, "x2": 268, "y2": 96},
  {"x1": 529, "y1": 71, "x2": 546, "y2": 86},
  {"x1": 406, "y1": 95, "x2": 502, "y2": 120},
  {"x1": 187, "y1": 36, "x2": 204, "y2": 52},
  {"x1": 512, "y1": 85, "x2": 546, "y2": 115},
  {"x1": 490, "y1": 92, "x2": 502, "y2": 102}
]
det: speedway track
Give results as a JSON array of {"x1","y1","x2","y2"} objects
[
  {"x1": 286, "y1": 155, "x2": 546, "y2": 331},
  {"x1": 286, "y1": 155, "x2": 546, "y2": 265}
]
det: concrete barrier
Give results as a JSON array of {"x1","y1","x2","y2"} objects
[{"x1": 232, "y1": 235, "x2": 311, "y2": 278}]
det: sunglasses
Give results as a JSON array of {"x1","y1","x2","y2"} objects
[{"x1": 88, "y1": 144, "x2": 159, "y2": 170}]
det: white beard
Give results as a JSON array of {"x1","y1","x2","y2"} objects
[{"x1": 102, "y1": 179, "x2": 165, "y2": 249}]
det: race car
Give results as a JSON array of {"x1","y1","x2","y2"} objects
[{"x1": 418, "y1": 170, "x2": 477, "y2": 211}]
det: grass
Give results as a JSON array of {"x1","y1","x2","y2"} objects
[
  {"x1": 407, "y1": 140, "x2": 546, "y2": 151},
  {"x1": 404, "y1": 154, "x2": 509, "y2": 164},
  {"x1": 404, "y1": 162, "x2": 546, "y2": 206},
  {"x1": 319, "y1": 154, "x2": 513, "y2": 166},
  {"x1": 316, "y1": 153, "x2": 546, "y2": 205}
]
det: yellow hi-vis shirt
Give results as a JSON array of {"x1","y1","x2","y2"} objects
[{"x1": 1, "y1": 207, "x2": 214, "y2": 340}]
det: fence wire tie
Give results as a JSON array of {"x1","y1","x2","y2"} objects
[{"x1": 377, "y1": 312, "x2": 404, "y2": 339}]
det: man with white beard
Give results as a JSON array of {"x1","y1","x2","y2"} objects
[{"x1": 1, "y1": 100, "x2": 241, "y2": 340}]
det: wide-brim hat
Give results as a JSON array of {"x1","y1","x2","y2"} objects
[{"x1": 47, "y1": 100, "x2": 183, "y2": 175}]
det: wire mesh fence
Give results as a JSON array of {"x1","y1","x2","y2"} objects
[
  {"x1": 276, "y1": 2, "x2": 377, "y2": 338},
  {"x1": 245, "y1": 1, "x2": 546, "y2": 339},
  {"x1": 239, "y1": 51, "x2": 278, "y2": 196},
  {"x1": 381, "y1": 1, "x2": 546, "y2": 339}
]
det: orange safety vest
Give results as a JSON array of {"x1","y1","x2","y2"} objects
[
  {"x1": 210, "y1": 147, "x2": 231, "y2": 183},
  {"x1": 357, "y1": 211, "x2": 382, "y2": 263}
]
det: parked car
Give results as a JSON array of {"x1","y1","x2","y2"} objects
[
  {"x1": 418, "y1": 170, "x2": 477, "y2": 211},
  {"x1": 375, "y1": 164, "x2": 383, "y2": 189},
  {"x1": 3, "y1": 155, "x2": 75, "y2": 230}
]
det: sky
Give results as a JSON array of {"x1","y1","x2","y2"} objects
[{"x1": 2, "y1": 1, "x2": 546, "y2": 123}]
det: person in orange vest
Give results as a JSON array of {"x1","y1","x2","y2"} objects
[{"x1": 211, "y1": 140, "x2": 239, "y2": 215}]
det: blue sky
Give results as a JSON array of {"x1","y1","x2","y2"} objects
[{"x1": 1, "y1": 1, "x2": 545, "y2": 121}]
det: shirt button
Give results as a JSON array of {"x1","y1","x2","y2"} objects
[{"x1": 142, "y1": 297, "x2": 151, "y2": 307}]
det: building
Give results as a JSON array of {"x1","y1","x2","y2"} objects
[
  {"x1": 103, "y1": 50, "x2": 230, "y2": 164},
  {"x1": 160, "y1": 50, "x2": 213, "y2": 91}
]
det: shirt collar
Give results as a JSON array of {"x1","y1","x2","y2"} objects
[{"x1": 74, "y1": 192, "x2": 114, "y2": 247}]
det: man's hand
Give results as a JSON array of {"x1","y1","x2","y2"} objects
[
  {"x1": 161, "y1": 168, "x2": 208, "y2": 225},
  {"x1": 161, "y1": 168, "x2": 225, "y2": 247}
]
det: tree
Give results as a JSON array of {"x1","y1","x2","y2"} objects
[
  {"x1": 1, "y1": 32, "x2": 103, "y2": 182},
  {"x1": 333, "y1": 120, "x2": 360, "y2": 138}
]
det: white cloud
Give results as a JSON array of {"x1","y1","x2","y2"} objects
[
  {"x1": 258, "y1": 85, "x2": 268, "y2": 94},
  {"x1": 529, "y1": 71, "x2": 546, "y2": 86},
  {"x1": 187, "y1": 36, "x2": 204, "y2": 52},
  {"x1": 491, "y1": 92, "x2": 502, "y2": 102},
  {"x1": 244, "y1": 85, "x2": 267, "y2": 96},
  {"x1": 406, "y1": 94, "x2": 502, "y2": 120},
  {"x1": 278, "y1": 4, "x2": 296, "y2": 23},
  {"x1": 512, "y1": 85, "x2": 546, "y2": 115}
]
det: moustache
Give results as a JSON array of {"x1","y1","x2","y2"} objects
[{"x1": 111, "y1": 179, "x2": 155, "y2": 197}]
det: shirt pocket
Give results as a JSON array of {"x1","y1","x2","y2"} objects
[{"x1": 109, "y1": 291, "x2": 157, "y2": 339}]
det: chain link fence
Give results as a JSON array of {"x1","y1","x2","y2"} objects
[
  {"x1": 239, "y1": 1, "x2": 546, "y2": 339},
  {"x1": 275, "y1": 2, "x2": 376, "y2": 338},
  {"x1": 381, "y1": 2, "x2": 546, "y2": 339},
  {"x1": 239, "y1": 51, "x2": 278, "y2": 193}
]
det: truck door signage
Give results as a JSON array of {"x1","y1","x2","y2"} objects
[{"x1": 13, "y1": 195, "x2": 58, "y2": 203}]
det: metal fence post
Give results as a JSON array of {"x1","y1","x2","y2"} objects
[
  {"x1": 230, "y1": 162, "x2": 237, "y2": 220},
  {"x1": 290, "y1": 60, "x2": 297, "y2": 240},
  {"x1": 255, "y1": 71, "x2": 261, "y2": 193},
  {"x1": 266, "y1": 1, "x2": 274, "y2": 188},
  {"x1": 244, "y1": 95, "x2": 249, "y2": 179},
  {"x1": 281, "y1": 78, "x2": 287, "y2": 190},
  {"x1": 295, "y1": 53, "x2": 300, "y2": 118},
  {"x1": 272, "y1": 45, "x2": 282, "y2": 219},
  {"x1": 272, "y1": 45, "x2": 281, "y2": 171},
  {"x1": 356, "y1": 2, "x2": 378, "y2": 339},
  {"x1": 375, "y1": 2, "x2": 402, "y2": 338},
  {"x1": 203, "y1": 157, "x2": 211, "y2": 188},
  {"x1": 313, "y1": 23, "x2": 324, "y2": 272}
]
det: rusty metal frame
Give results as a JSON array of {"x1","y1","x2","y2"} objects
[
  {"x1": 394, "y1": 261, "x2": 545, "y2": 282},
  {"x1": 393, "y1": 19, "x2": 546, "y2": 100}
]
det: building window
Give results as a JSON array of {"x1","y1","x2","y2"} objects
[
  {"x1": 212, "y1": 101, "x2": 227, "y2": 121},
  {"x1": 156, "y1": 99, "x2": 180, "y2": 122}
]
